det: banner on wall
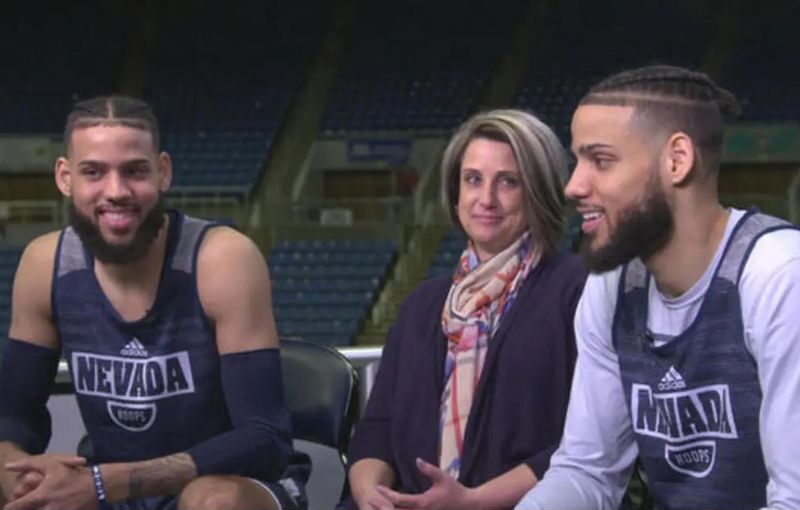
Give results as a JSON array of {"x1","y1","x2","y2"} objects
[{"x1": 347, "y1": 139, "x2": 411, "y2": 166}]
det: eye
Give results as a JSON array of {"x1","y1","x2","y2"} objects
[
  {"x1": 462, "y1": 172, "x2": 481, "y2": 185},
  {"x1": 593, "y1": 156, "x2": 614, "y2": 170},
  {"x1": 80, "y1": 167, "x2": 103, "y2": 180},
  {"x1": 125, "y1": 164, "x2": 152, "y2": 179},
  {"x1": 499, "y1": 175, "x2": 519, "y2": 187}
]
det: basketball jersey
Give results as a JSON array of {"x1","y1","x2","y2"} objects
[
  {"x1": 53, "y1": 211, "x2": 230, "y2": 463},
  {"x1": 613, "y1": 211, "x2": 795, "y2": 509}
]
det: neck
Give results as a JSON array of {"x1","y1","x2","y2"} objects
[
  {"x1": 644, "y1": 201, "x2": 729, "y2": 298},
  {"x1": 96, "y1": 215, "x2": 169, "y2": 286}
]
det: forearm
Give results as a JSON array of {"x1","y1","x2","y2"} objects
[
  {"x1": 99, "y1": 452, "x2": 197, "y2": 502},
  {"x1": 0, "y1": 441, "x2": 28, "y2": 501},
  {"x1": 349, "y1": 458, "x2": 395, "y2": 505},
  {"x1": 469, "y1": 464, "x2": 538, "y2": 510}
]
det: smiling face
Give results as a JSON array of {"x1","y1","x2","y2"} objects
[
  {"x1": 56, "y1": 124, "x2": 172, "y2": 264},
  {"x1": 566, "y1": 104, "x2": 674, "y2": 272},
  {"x1": 456, "y1": 137, "x2": 528, "y2": 261}
]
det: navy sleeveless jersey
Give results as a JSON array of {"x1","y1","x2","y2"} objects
[
  {"x1": 53, "y1": 211, "x2": 229, "y2": 463},
  {"x1": 613, "y1": 211, "x2": 795, "y2": 510}
]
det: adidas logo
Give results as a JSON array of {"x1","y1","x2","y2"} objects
[
  {"x1": 658, "y1": 366, "x2": 686, "y2": 391},
  {"x1": 120, "y1": 338, "x2": 149, "y2": 358}
]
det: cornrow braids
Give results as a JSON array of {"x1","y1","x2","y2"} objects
[
  {"x1": 583, "y1": 65, "x2": 742, "y2": 120},
  {"x1": 580, "y1": 65, "x2": 741, "y2": 174},
  {"x1": 64, "y1": 95, "x2": 160, "y2": 151}
]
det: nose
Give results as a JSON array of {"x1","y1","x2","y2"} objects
[
  {"x1": 478, "y1": 180, "x2": 498, "y2": 209},
  {"x1": 564, "y1": 160, "x2": 590, "y2": 201},
  {"x1": 104, "y1": 170, "x2": 132, "y2": 201}
]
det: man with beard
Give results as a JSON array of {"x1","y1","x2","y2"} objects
[
  {"x1": 516, "y1": 65, "x2": 800, "y2": 510},
  {"x1": 0, "y1": 96, "x2": 307, "y2": 510}
]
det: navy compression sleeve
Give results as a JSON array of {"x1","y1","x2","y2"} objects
[
  {"x1": 0, "y1": 339, "x2": 59, "y2": 453},
  {"x1": 187, "y1": 348, "x2": 292, "y2": 481}
]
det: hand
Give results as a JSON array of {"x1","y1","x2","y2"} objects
[
  {"x1": 4, "y1": 455, "x2": 95, "y2": 510},
  {"x1": 8, "y1": 454, "x2": 86, "y2": 502},
  {"x1": 356, "y1": 484, "x2": 397, "y2": 510},
  {"x1": 374, "y1": 458, "x2": 478, "y2": 510}
]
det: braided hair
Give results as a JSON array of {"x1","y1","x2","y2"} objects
[
  {"x1": 580, "y1": 65, "x2": 740, "y2": 173},
  {"x1": 64, "y1": 95, "x2": 160, "y2": 152}
]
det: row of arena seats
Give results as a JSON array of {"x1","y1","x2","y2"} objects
[
  {"x1": 272, "y1": 239, "x2": 397, "y2": 253},
  {"x1": 427, "y1": 230, "x2": 467, "y2": 279},
  {"x1": 3, "y1": 1, "x2": 797, "y2": 202},
  {"x1": 320, "y1": 0, "x2": 522, "y2": 134},
  {"x1": 270, "y1": 264, "x2": 387, "y2": 279},
  {"x1": 272, "y1": 278, "x2": 380, "y2": 293},
  {"x1": 270, "y1": 238, "x2": 397, "y2": 346},
  {"x1": 270, "y1": 251, "x2": 394, "y2": 266}
]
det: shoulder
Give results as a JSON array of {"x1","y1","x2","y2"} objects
[
  {"x1": 574, "y1": 267, "x2": 622, "y2": 340},
  {"x1": 744, "y1": 226, "x2": 800, "y2": 274},
  {"x1": 737, "y1": 225, "x2": 800, "y2": 362},
  {"x1": 537, "y1": 250, "x2": 588, "y2": 292},
  {"x1": 9, "y1": 231, "x2": 62, "y2": 345},
  {"x1": 197, "y1": 226, "x2": 266, "y2": 274},
  {"x1": 739, "y1": 226, "x2": 800, "y2": 296},
  {"x1": 196, "y1": 226, "x2": 271, "y2": 311},
  {"x1": 19, "y1": 231, "x2": 61, "y2": 269},
  {"x1": 397, "y1": 275, "x2": 451, "y2": 316},
  {"x1": 15, "y1": 230, "x2": 61, "y2": 292}
]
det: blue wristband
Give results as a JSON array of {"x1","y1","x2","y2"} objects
[{"x1": 90, "y1": 464, "x2": 112, "y2": 510}]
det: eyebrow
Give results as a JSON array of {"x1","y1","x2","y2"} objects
[
  {"x1": 573, "y1": 143, "x2": 615, "y2": 156},
  {"x1": 460, "y1": 167, "x2": 518, "y2": 174},
  {"x1": 77, "y1": 158, "x2": 151, "y2": 167}
]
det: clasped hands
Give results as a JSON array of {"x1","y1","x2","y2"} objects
[
  {"x1": 3, "y1": 454, "x2": 96, "y2": 510},
  {"x1": 362, "y1": 458, "x2": 479, "y2": 510}
]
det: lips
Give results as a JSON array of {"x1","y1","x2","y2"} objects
[
  {"x1": 577, "y1": 207, "x2": 604, "y2": 234},
  {"x1": 472, "y1": 215, "x2": 503, "y2": 225},
  {"x1": 97, "y1": 207, "x2": 139, "y2": 232}
]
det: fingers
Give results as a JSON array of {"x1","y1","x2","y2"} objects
[
  {"x1": 4, "y1": 459, "x2": 39, "y2": 473},
  {"x1": 364, "y1": 489, "x2": 395, "y2": 510},
  {"x1": 50, "y1": 455, "x2": 87, "y2": 467},
  {"x1": 375, "y1": 485, "x2": 423, "y2": 509},
  {"x1": 414, "y1": 458, "x2": 446, "y2": 483},
  {"x1": 4, "y1": 489, "x2": 43, "y2": 510},
  {"x1": 11, "y1": 472, "x2": 43, "y2": 500},
  {"x1": 6, "y1": 454, "x2": 86, "y2": 472}
]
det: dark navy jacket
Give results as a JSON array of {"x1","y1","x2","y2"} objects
[{"x1": 346, "y1": 251, "x2": 586, "y2": 507}]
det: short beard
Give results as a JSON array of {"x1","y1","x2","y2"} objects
[
  {"x1": 580, "y1": 177, "x2": 674, "y2": 273},
  {"x1": 69, "y1": 197, "x2": 167, "y2": 265}
]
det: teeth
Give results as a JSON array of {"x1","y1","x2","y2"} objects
[{"x1": 583, "y1": 212, "x2": 602, "y2": 220}]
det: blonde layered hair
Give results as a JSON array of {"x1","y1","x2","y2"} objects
[{"x1": 440, "y1": 109, "x2": 568, "y2": 259}]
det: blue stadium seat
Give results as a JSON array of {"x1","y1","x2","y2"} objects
[{"x1": 268, "y1": 237, "x2": 397, "y2": 345}]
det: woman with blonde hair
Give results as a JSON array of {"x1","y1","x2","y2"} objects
[{"x1": 344, "y1": 109, "x2": 586, "y2": 510}]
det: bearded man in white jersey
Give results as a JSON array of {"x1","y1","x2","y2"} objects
[{"x1": 516, "y1": 65, "x2": 800, "y2": 510}]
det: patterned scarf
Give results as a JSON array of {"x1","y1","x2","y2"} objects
[{"x1": 438, "y1": 231, "x2": 539, "y2": 479}]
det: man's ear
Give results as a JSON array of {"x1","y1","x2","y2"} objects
[
  {"x1": 664, "y1": 132, "x2": 696, "y2": 186},
  {"x1": 158, "y1": 152, "x2": 172, "y2": 192},
  {"x1": 55, "y1": 157, "x2": 72, "y2": 197}
]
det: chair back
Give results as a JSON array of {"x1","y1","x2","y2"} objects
[{"x1": 281, "y1": 338, "x2": 359, "y2": 464}]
